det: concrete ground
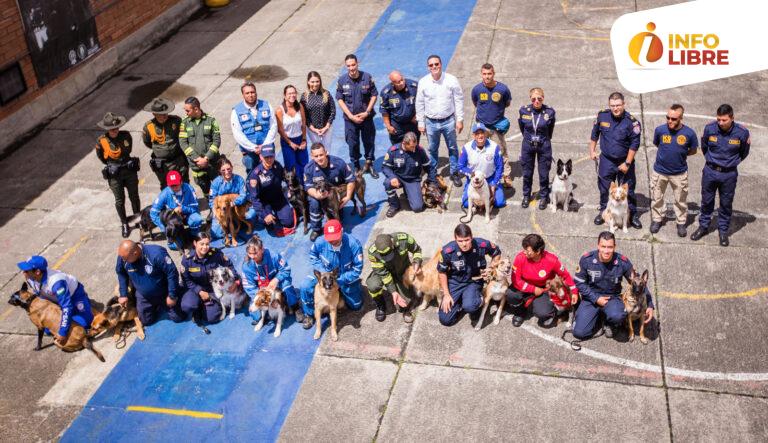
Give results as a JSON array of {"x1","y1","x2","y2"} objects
[{"x1": 1, "y1": 0, "x2": 768, "y2": 441}]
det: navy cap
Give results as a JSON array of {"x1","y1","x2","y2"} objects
[
  {"x1": 260, "y1": 145, "x2": 276, "y2": 157},
  {"x1": 17, "y1": 255, "x2": 48, "y2": 272},
  {"x1": 471, "y1": 122, "x2": 488, "y2": 133}
]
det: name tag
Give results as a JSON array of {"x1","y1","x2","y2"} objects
[
  {"x1": 521, "y1": 114, "x2": 532, "y2": 120},
  {"x1": 709, "y1": 136, "x2": 717, "y2": 142},
  {"x1": 600, "y1": 122, "x2": 611, "y2": 127},
  {"x1": 728, "y1": 139, "x2": 741, "y2": 145},
  {"x1": 188, "y1": 267, "x2": 201, "y2": 272},
  {"x1": 479, "y1": 93, "x2": 488, "y2": 100},
  {"x1": 662, "y1": 135, "x2": 672, "y2": 144}
]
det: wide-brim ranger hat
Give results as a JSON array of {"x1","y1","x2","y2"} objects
[
  {"x1": 143, "y1": 97, "x2": 175, "y2": 114},
  {"x1": 96, "y1": 112, "x2": 127, "y2": 130}
]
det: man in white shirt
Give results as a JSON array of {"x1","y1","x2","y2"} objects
[
  {"x1": 416, "y1": 54, "x2": 464, "y2": 187},
  {"x1": 230, "y1": 82, "x2": 277, "y2": 175}
]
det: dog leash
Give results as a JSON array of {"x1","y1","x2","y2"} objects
[{"x1": 561, "y1": 326, "x2": 604, "y2": 351}]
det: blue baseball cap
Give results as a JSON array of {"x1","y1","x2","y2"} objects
[
  {"x1": 260, "y1": 145, "x2": 275, "y2": 157},
  {"x1": 471, "y1": 122, "x2": 488, "y2": 133},
  {"x1": 17, "y1": 255, "x2": 48, "y2": 272}
]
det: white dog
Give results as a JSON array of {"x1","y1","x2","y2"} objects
[
  {"x1": 462, "y1": 170, "x2": 492, "y2": 223},
  {"x1": 551, "y1": 159, "x2": 573, "y2": 212},
  {"x1": 602, "y1": 182, "x2": 630, "y2": 233},
  {"x1": 248, "y1": 287, "x2": 285, "y2": 337},
  {"x1": 209, "y1": 267, "x2": 248, "y2": 320}
]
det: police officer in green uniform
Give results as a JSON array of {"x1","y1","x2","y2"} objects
[
  {"x1": 142, "y1": 97, "x2": 190, "y2": 190},
  {"x1": 95, "y1": 112, "x2": 141, "y2": 238},
  {"x1": 366, "y1": 233, "x2": 423, "y2": 323},
  {"x1": 180, "y1": 96, "x2": 221, "y2": 197}
]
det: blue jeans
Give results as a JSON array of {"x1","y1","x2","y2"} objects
[
  {"x1": 281, "y1": 135, "x2": 309, "y2": 186},
  {"x1": 425, "y1": 116, "x2": 459, "y2": 181},
  {"x1": 461, "y1": 181, "x2": 506, "y2": 208}
]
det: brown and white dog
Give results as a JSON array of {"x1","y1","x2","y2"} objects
[
  {"x1": 422, "y1": 176, "x2": 449, "y2": 213},
  {"x1": 91, "y1": 294, "x2": 145, "y2": 342},
  {"x1": 461, "y1": 170, "x2": 492, "y2": 223},
  {"x1": 602, "y1": 182, "x2": 629, "y2": 233},
  {"x1": 545, "y1": 275, "x2": 577, "y2": 329},
  {"x1": 622, "y1": 269, "x2": 650, "y2": 344},
  {"x1": 475, "y1": 255, "x2": 512, "y2": 330},
  {"x1": 213, "y1": 193, "x2": 252, "y2": 247},
  {"x1": 402, "y1": 250, "x2": 443, "y2": 311},
  {"x1": 8, "y1": 283, "x2": 105, "y2": 362},
  {"x1": 249, "y1": 287, "x2": 285, "y2": 337},
  {"x1": 313, "y1": 269, "x2": 344, "y2": 341}
]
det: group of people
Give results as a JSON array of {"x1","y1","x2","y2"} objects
[{"x1": 16, "y1": 219, "x2": 653, "y2": 344}]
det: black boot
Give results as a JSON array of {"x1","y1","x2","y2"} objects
[
  {"x1": 374, "y1": 296, "x2": 387, "y2": 322},
  {"x1": 121, "y1": 223, "x2": 130, "y2": 238},
  {"x1": 365, "y1": 160, "x2": 379, "y2": 179}
]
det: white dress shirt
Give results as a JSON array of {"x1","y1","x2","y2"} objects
[
  {"x1": 230, "y1": 100, "x2": 277, "y2": 152},
  {"x1": 415, "y1": 72, "x2": 464, "y2": 126}
]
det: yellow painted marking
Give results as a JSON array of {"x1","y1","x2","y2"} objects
[
  {"x1": 559, "y1": 0, "x2": 610, "y2": 35},
  {"x1": 51, "y1": 236, "x2": 89, "y2": 270},
  {"x1": 138, "y1": 177, "x2": 146, "y2": 186},
  {"x1": 660, "y1": 287, "x2": 768, "y2": 300},
  {"x1": 126, "y1": 406, "x2": 223, "y2": 420},
  {"x1": 477, "y1": 22, "x2": 609, "y2": 42}
]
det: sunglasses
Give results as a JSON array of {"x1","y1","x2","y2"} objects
[
  {"x1": 531, "y1": 97, "x2": 544, "y2": 102},
  {"x1": 666, "y1": 116, "x2": 680, "y2": 121},
  {"x1": 428, "y1": 63, "x2": 440, "y2": 67}
]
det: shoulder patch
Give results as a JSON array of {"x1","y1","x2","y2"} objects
[
  {"x1": 165, "y1": 256, "x2": 173, "y2": 265},
  {"x1": 620, "y1": 255, "x2": 627, "y2": 261},
  {"x1": 582, "y1": 251, "x2": 590, "y2": 257},
  {"x1": 480, "y1": 241, "x2": 487, "y2": 248},
  {"x1": 389, "y1": 145, "x2": 397, "y2": 151},
  {"x1": 628, "y1": 114, "x2": 637, "y2": 122},
  {"x1": 443, "y1": 245, "x2": 454, "y2": 254}
]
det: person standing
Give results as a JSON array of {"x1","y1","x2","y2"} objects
[
  {"x1": 649, "y1": 104, "x2": 698, "y2": 237},
  {"x1": 230, "y1": 82, "x2": 277, "y2": 176},
  {"x1": 336, "y1": 54, "x2": 379, "y2": 178},
  {"x1": 471, "y1": 63, "x2": 512, "y2": 187},
  {"x1": 380, "y1": 70, "x2": 419, "y2": 145},
  {"x1": 275, "y1": 84, "x2": 308, "y2": 184},
  {"x1": 300, "y1": 71, "x2": 336, "y2": 149},
  {"x1": 180, "y1": 96, "x2": 221, "y2": 197},
  {"x1": 518, "y1": 88, "x2": 556, "y2": 209},
  {"x1": 416, "y1": 54, "x2": 464, "y2": 187},
  {"x1": 142, "y1": 97, "x2": 189, "y2": 189},
  {"x1": 95, "y1": 112, "x2": 141, "y2": 238}
]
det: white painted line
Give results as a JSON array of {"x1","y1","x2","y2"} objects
[{"x1": 521, "y1": 324, "x2": 768, "y2": 382}]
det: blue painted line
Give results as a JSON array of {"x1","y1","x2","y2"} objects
[{"x1": 62, "y1": 1, "x2": 477, "y2": 441}]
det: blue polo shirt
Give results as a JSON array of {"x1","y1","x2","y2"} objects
[
  {"x1": 590, "y1": 110, "x2": 641, "y2": 161},
  {"x1": 471, "y1": 82, "x2": 511, "y2": 125},
  {"x1": 700, "y1": 121, "x2": 751, "y2": 169},
  {"x1": 336, "y1": 71, "x2": 378, "y2": 119},
  {"x1": 652, "y1": 124, "x2": 698, "y2": 175}
]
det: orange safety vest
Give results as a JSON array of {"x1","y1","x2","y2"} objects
[
  {"x1": 146, "y1": 122, "x2": 166, "y2": 145},
  {"x1": 99, "y1": 137, "x2": 123, "y2": 160}
]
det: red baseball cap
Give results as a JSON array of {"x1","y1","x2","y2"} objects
[
  {"x1": 166, "y1": 170, "x2": 182, "y2": 186},
  {"x1": 323, "y1": 219, "x2": 343, "y2": 242}
]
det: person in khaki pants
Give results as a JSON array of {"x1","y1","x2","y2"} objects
[{"x1": 650, "y1": 104, "x2": 698, "y2": 237}]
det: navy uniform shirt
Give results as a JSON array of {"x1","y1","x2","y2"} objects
[
  {"x1": 437, "y1": 238, "x2": 501, "y2": 285},
  {"x1": 181, "y1": 248, "x2": 237, "y2": 295},
  {"x1": 247, "y1": 161, "x2": 288, "y2": 218},
  {"x1": 382, "y1": 144, "x2": 430, "y2": 182},
  {"x1": 303, "y1": 155, "x2": 354, "y2": 191},
  {"x1": 336, "y1": 71, "x2": 378, "y2": 119},
  {"x1": 652, "y1": 124, "x2": 698, "y2": 175},
  {"x1": 700, "y1": 121, "x2": 751, "y2": 169},
  {"x1": 379, "y1": 79, "x2": 418, "y2": 125},
  {"x1": 590, "y1": 110, "x2": 641, "y2": 161},
  {"x1": 116, "y1": 244, "x2": 180, "y2": 301},
  {"x1": 471, "y1": 82, "x2": 511, "y2": 125},
  {"x1": 518, "y1": 104, "x2": 556, "y2": 145},
  {"x1": 573, "y1": 250, "x2": 653, "y2": 308}
]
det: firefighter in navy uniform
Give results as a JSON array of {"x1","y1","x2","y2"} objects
[
  {"x1": 690, "y1": 104, "x2": 751, "y2": 247},
  {"x1": 95, "y1": 112, "x2": 141, "y2": 238},
  {"x1": 589, "y1": 92, "x2": 642, "y2": 229},
  {"x1": 572, "y1": 231, "x2": 654, "y2": 339},
  {"x1": 381, "y1": 132, "x2": 430, "y2": 217},
  {"x1": 142, "y1": 97, "x2": 189, "y2": 190},
  {"x1": 366, "y1": 233, "x2": 423, "y2": 323},
  {"x1": 379, "y1": 71, "x2": 420, "y2": 145},
  {"x1": 437, "y1": 223, "x2": 501, "y2": 326}
]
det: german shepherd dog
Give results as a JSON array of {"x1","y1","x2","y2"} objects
[
  {"x1": 91, "y1": 291, "x2": 145, "y2": 342},
  {"x1": 422, "y1": 176, "x2": 449, "y2": 213},
  {"x1": 213, "y1": 193, "x2": 252, "y2": 247},
  {"x1": 350, "y1": 170, "x2": 367, "y2": 217},
  {"x1": 313, "y1": 269, "x2": 343, "y2": 341},
  {"x1": 285, "y1": 169, "x2": 310, "y2": 234},
  {"x1": 623, "y1": 269, "x2": 650, "y2": 344},
  {"x1": 316, "y1": 180, "x2": 342, "y2": 221},
  {"x1": 8, "y1": 283, "x2": 105, "y2": 362}
]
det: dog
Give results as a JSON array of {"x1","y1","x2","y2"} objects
[
  {"x1": 460, "y1": 170, "x2": 492, "y2": 223},
  {"x1": 403, "y1": 251, "x2": 443, "y2": 311},
  {"x1": 545, "y1": 275, "x2": 577, "y2": 329},
  {"x1": 209, "y1": 266, "x2": 248, "y2": 321},
  {"x1": 163, "y1": 209, "x2": 194, "y2": 252},
  {"x1": 551, "y1": 159, "x2": 574, "y2": 212},
  {"x1": 422, "y1": 176, "x2": 449, "y2": 213},
  {"x1": 475, "y1": 256, "x2": 512, "y2": 330},
  {"x1": 315, "y1": 180, "x2": 342, "y2": 222},
  {"x1": 285, "y1": 169, "x2": 310, "y2": 234},
  {"x1": 8, "y1": 283, "x2": 105, "y2": 362},
  {"x1": 313, "y1": 269, "x2": 344, "y2": 341},
  {"x1": 351, "y1": 169, "x2": 367, "y2": 217},
  {"x1": 129, "y1": 205, "x2": 157, "y2": 242},
  {"x1": 91, "y1": 292, "x2": 145, "y2": 342},
  {"x1": 622, "y1": 269, "x2": 650, "y2": 344},
  {"x1": 248, "y1": 287, "x2": 285, "y2": 337},
  {"x1": 213, "y1": 193, "x2": 252, "y2": 247},
  {"x1": 602, "y1": 182, "x2": 630, "y2": 233}
]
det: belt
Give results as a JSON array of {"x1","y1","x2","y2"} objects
[
  {"x1": 426, "y1": 114, "x2": 454, "y2": 123},
  {"x1": 706, "y1": 162, "x2": 736, "y2": 173}
]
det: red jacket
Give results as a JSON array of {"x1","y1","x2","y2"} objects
[{"x1": 511, "y1": 250, "x2": 579, "y2": 307}]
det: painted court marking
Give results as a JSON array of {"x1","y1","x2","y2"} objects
[{"x1": 126, "y1": 405, "x2": 223, "y2": 420}]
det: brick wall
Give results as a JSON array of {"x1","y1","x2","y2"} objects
[{"x1": 0, "y1": 0, "x2": 183, "y2": 121}]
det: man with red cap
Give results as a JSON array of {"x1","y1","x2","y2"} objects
[
  {"x1": 299, "y1": 219, "x2": 364, "y2": 330},
  {"x1": 150, "y1": 170, "x2": 203, "y2": 250}
]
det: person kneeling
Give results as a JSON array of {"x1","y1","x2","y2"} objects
[
  {"x1": 246, "y1": 145, "x2": 295, "y2": 237},
  {"x1": 459, "y1": 123, "x2": 506, "y2": 209}
]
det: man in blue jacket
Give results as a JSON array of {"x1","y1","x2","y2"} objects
[
  {"x1": 299, "y1": 220, "x2": 363, "y2": 329},
  {"x1": 116, "y1": 240, "x2": 183, "y2": 326},
  {"x1": 150, "y1": 170, "x2": 203, "y2": 249},
  {"x1": 458, "y1": 123, "x2": 506, "y2": 209}
]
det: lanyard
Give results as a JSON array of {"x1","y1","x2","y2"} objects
[
  {"x1": 531, "y1": 110, "x2": 542, "y2": 135},
  {"x1": 254, "y1": 262, "x2": 270, "y2": 288}
]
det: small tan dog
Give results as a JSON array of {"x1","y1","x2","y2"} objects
[
  {"x1": 402, "y1": 250, "x2": 443, "y2": 311},
  {"x1": 622, "y1": 269, "x2": 650, "y2": 344},
  {"x1": 8, "y1": 283, "x2": 105, "y2": 361},
  {"x1": 249, "y1": 287, "x2": 285, "y2": 337},
  {"x1": 91, "y1": 295, "x2": 145, "y2": 342},
  {"x1": 602, "y1": 182, "x2": 630, "y2": 233},
  {"x1": 475, "y1": 255, "x2": 512, "y2": 330},
  {"x1": 213, "y1": 193, "x2": 252, "y2": 247},
  {"x1": 313, "y1": 269, "x2": 344, "y2": 341}
]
